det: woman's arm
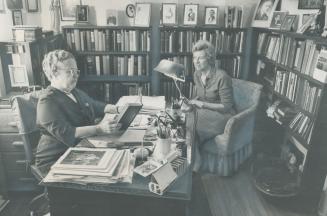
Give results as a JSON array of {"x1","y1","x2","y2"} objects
[{"x1": 189, "y1": 100, "x2": 232, "y2": 112}]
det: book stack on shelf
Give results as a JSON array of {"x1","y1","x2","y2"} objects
[
  {"x1": 62, "y1": 26, "x2": 152, "y2": 103},
  {"x1": 159, "y1": 26, "x2": 246, "y2": 100},
  {"x1": 252, "y1": 28, "x2": 327, "y2": 203},
  {"x1": 224, "y1": 6, "x2": 243, "y2": 28}
]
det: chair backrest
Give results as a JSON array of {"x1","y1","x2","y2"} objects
[
  {"x1": 232, "y1": 78, "x2": 263, "y2": 113},
  {"x1": 11, "y1": 90, "x2": 44, "y2": 163}
]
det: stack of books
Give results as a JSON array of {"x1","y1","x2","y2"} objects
[{"x1": 43, "y1": 147, "x2": 134, "y2": 184}]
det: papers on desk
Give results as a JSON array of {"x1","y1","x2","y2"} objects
[
  {"x1": 116, "y1": 96, "x2": 166, "y2": 114},
  {"x1": 43, "y1": 147, "x2": 135, "y2": 185}
]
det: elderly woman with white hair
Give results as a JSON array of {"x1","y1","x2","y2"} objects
[
  {"x1": 35, "y1": 49, "x2": 120, "y2": 175},
  {"x1": 185, "y1": 40, "x2": 235, "y2": 171}
]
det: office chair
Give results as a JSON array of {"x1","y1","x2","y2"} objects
[{"x1": 11, "y1": 90, "x2": 49, "y2": 215}]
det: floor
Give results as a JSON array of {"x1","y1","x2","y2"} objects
[{"x1": 1, "y1": 163, "x2": 318, "y2": 216}]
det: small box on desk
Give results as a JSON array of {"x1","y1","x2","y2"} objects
[{"x1": 12, "y1": 26, "x2": 42, "y2": 42}]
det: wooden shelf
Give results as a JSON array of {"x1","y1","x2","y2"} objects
[
  {"x1": 161, "y1": 52, "x2": 242, "y2": 57},
  {"x1": 79, "y1": 75, "x2": 150, "y2": 83},
  {"x1": 75, "y1": 51, "x2": 149, "y2": 56},
  {"x1": 159, "y1": 26, "x2": 246, "y2": 32},
  {"x1": 62, "y1": 25, "x2": 151, "y2": 30}
]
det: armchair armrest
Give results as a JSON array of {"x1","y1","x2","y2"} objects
[{"x1": 209, "y1": 105, "x2": 257, "y2": 155}]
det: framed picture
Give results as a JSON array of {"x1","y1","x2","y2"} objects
[
  {"x1": 106, "y1": 9, "x2": 118, "y2": 26},
  {"x1": 6, "y1": 0, "x2": 23, "y2": 10},
  {"x1": 280, "y1": 15, "x2": 297, "y2": 31},
  {"x1": 76, "y1": 5, "x2": 88, "y2": 23},
  {"x1": 26, "y1": 0, "x2": 38, "y2": 12},
  {"x1": 252, "y1": 0, "x2": 280, "y2": 27},
  {"x1": 59, "y1": 0, "x2": 80, "y2": 21},
  {"x1": 270, "y1": 11, "x2": 288, "y2": 29},
  {"x1": 204, "y1": 7, "x2": 218, "y2": 25},
  {"x1": 125, "y1": 4, "x2": 135, "y2": 18},
  {"x1": 12, "y1": 9, "x2": 22, "y2": 25},
  {"x1": 297, "y1": 13, "x2": 317, "y2": 33},
  {"x1": 0, "y1": 0, "x2": 5, "y2": 12},
  {"x1": 8, "y1": 65, "x2": 29, "y2": 87},
  {"x1": 134, "y1": 3, "x2": 151, "y2": 27},
  {"x1": 161, "y1": 3, "x2": 177, "y2": 25},
  {"x1": 183, "y1": 4, "x2": 198, "y2": 25},
  {"x1": 298, "y1": 0, "x2": 323, "y2": 9}
]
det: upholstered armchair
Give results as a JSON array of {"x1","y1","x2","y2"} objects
[{"x1": 200, "y1": 78, "x2": 262, "y2": 176}]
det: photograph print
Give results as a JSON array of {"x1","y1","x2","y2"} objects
[
  {"x1": 183, "y1": 4, "x2": 198, "y2": 25},
  {"x1": 252, "y1": 0, "x2": 279, "y2": 27},
  {"x1": 76, "y1": 5, "x2": 88, "y2": 23},
  {"x1": 205, "y1": 7, "x2": 218, "y2": 25},
  {"x1": 59, "y1": 0, "x2": 80, "y2": 21},
  {"x1": 298, "y1": 0, "x2": 323, "y2": 9},
  {"x1": 280, "y1": 14, "x2": 297, "y2": 31},
  {"x1": 134, "y1": 3, "x2": 151, "y2": 27},
  {"x1": 270, "y1": 11, "x2": 288, "y2": 29},
  {"x1": 162, "y1": 3, "x2": 177, "y2": 25}
]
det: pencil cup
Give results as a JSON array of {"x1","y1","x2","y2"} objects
[{"x1": 153, "y1": 138, "x2": 171, "y2": 160}]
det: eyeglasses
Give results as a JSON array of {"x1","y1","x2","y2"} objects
[{"x1": 58, "y1": 69, "x2": 80, "y2": 76}]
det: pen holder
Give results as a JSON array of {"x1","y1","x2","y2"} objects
[{"x1": 153, "y1": 138, "x2": 172, "y2": 160}]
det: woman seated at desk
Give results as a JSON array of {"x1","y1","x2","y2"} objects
[
  {"x1": 36, "y1": 49, "x2": 121, "y2": 175},
  {"x1": 183, "y1": 40, "x2": 235, "y2": 171}
]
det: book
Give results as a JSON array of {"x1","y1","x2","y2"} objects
[{"x1": 313, "y1": 49, "x2": 327, "y2": 83}]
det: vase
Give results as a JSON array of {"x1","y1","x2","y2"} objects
[{"x1": 153, "y1": 138, "x2": 171, "y2": 160}]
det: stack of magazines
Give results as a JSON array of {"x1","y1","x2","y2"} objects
[{"x1": 43, "y1": 147, "x2": 135, "y2": 185}]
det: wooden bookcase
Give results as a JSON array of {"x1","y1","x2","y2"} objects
[
  {"x1": 0, "y1": 34, "x2": 64, "y2": 96},
  {"x1": 159, "y1": 26, "x2": 249, "y2": 101},
  {"x1": 250, "y1": 27, "x2": 327, "y2": 208},
  {"x1": 62, "y1": 25, "x2": 152, "y2": 103}
]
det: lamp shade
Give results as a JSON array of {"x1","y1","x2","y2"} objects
[{"x1": 154, "y1": 60, "x2": 185, "y2": 82}]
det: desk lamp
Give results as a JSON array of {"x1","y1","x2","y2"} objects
[{"x1": 154, "y1": 59, "x2": 187, "y2": 100}]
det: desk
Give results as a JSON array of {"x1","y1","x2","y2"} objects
[{"x1": 42, "y1": 112, "x2": 195, "y2": 216}]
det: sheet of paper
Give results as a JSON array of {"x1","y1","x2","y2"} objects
[
  {"x1": 11, "y1": 54, "x2": 21, "y2": 65},
  {"x1": 15, "y1": 29, "x2": 25, "y2": 41},
  {"x1": 152, "y1": 163, "x2": 177, "y2": 191}
]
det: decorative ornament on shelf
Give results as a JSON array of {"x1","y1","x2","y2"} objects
[{"x1": 50, "y1": 0, "x2": 60, "y2": 34}]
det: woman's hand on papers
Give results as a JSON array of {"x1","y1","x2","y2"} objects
[{"x1": 189, "y1": 99, "x2": 204, "y2": 108}]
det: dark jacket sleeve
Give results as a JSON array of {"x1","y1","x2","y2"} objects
[
  {"x1": 37, "y1": 96, "x2": 76, "y2": 147},
  {"x1": 217, "y1": 72, "x2": 234, "y2": 111}
]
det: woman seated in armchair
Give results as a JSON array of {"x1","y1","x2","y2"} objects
[
  {"x1": 35, "y1": 50, "x2": 121, "y2": 176},
  {"x1": 183, "y1": 40, "x2": 235, "y2": 172}
]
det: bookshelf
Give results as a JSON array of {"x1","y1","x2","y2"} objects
[
  {"x1": 0, "y1": 34, "x2": 64, "y2": 96},
  {"x1": 62, "y1": 25, "x2": 152, "y2": 103},
  {"x1": 159, "y1": 26, "x2": 248, "y2": 101},
  {"x1": 251, "y1": 27, "x2": 327, "y2": 208}
]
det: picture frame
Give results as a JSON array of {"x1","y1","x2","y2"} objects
[
  {"x1": 270, "y1": 11, "x2": 288, "y2": 29},
  {"x1": 280, "y1": 15, "x2": 297, "y2": 31},
  {"x1": 59, "y1": 0, "x2": 80, "y2": 21},
  {"x1": 161, "y1": 3, "x2": 177, "y2": 25},
  {"x1": 6, "y1": 0, "x2": 23, "y2": 10},
  {"x1": 204, "y1": 6, "x2": 218, "y2": 25},
  {"x1": 76, "y1": 5, "x2": 88, "y2": 23},
  {"x1": 297, "y1": 13, "x2": 317, "y2": 33},
  {"x1": 183, "y1": 4, "x2": 198, "y2": 25},
  {"x1": 134, "y1": 3, "x2": 151, "y2": 27},
  {"x1": 8, "y1": 65, "x2": 29, "y2": 87},
  {"x1": 106, "y1": 9, "x2": 118, "y2": 26},
  {"x1": 12, "y1": 9, "x2": 23, "y2": 25},
  {"x1": 252, "y1": 0, "x2": 280, "y2": 28},
  {"x1": 298, "y1": 0, "x2": 323, "y2": 9},
  {"x1": 26, "y1": 0, "x2": 38, "y2": 12},
  {"x1": 0, "y1": 0, "x2": 5, "y2": 13}
]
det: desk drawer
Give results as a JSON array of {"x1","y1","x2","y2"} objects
[
  {"x1": 2, "y1": 152, "x2": 28, "y2": 171},
  {"x1": 0, "y1": 134, "x2": 24, "y2": 152},
  {"x1": 0, "y1": 110, "x2": 18, "y2": 133}
]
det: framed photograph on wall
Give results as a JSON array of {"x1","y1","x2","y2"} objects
[
  {"x1": 106, "y1": 9, "x2": 118, "y2": 26},
  {"x1": 183, "y1": 4, "x2": 198, "y2": 25},
  {"x1": 161, "y1": 3, "x2": 177, "y2": 25},
  {"x1": 59, "y1": 0, "x2": 80, "y2": 21},
  {"x1": 270, "y1": 11, "x2": 288, "y2": 29},
  {"x1": 298, "y1": 0, "x2": 323, "y2": 9},
  {"x1": 8, "y1": 65, "x2": 29, "y2": 87},
  {"x1": 0, "y1": 0, "x2": 5, "y2": 13},
  {"x1": 6, "y1": 0, "x2": 23, "y2": 10},
  {"x1": 76, "y1": 5, "x2": 88, "y2": 23},
  {"x1": 252, "y1": 0, "x2": 280, "y2": 27},
  {"x1": 26, "y1": 0, "x2": 38, "y2": 12},
  {"x1": 204, "y1": 7, "x2": 218, "y2": 25},
  {"x1": 134, "y1": 3, "x2": 151, "y2": 27},
  {"x1": 12, "y1": 9, "x2": 23, "y2": 25},
  {"x1": 280, "y1": 15, "x2": 297, "y2": 31}
]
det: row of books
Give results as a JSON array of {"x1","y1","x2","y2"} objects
[
  {"x1": 274, "y1": 70, "x2": 321, "y2": 114},
  {"x1": 160, "y1": 80, "x2": 194, "y2": 102},
  {"x1": 64, "y1": 29, "x2": 151, "y2": 52},
  {"x1": 217, "y1": 56, "x2": 242, "y2": 79},
  {"x1": 164, "y1": 56, "x2": 194, "y2": 77},
  {"x1": 80, "y1": 55, "x2": 149, "y2": 76},
  {"x1": 289, "y1": 112, "x2": 314, "y2": 144},
  {"x1": 224, "y1": 6, "x2": 243, "y2": 28},
  {"x1": 103, "y1": 83, "x2": 150, "y2": 103},
  {"x1": 160, "y1": 30, "x2": 244, "y2": 53}
]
